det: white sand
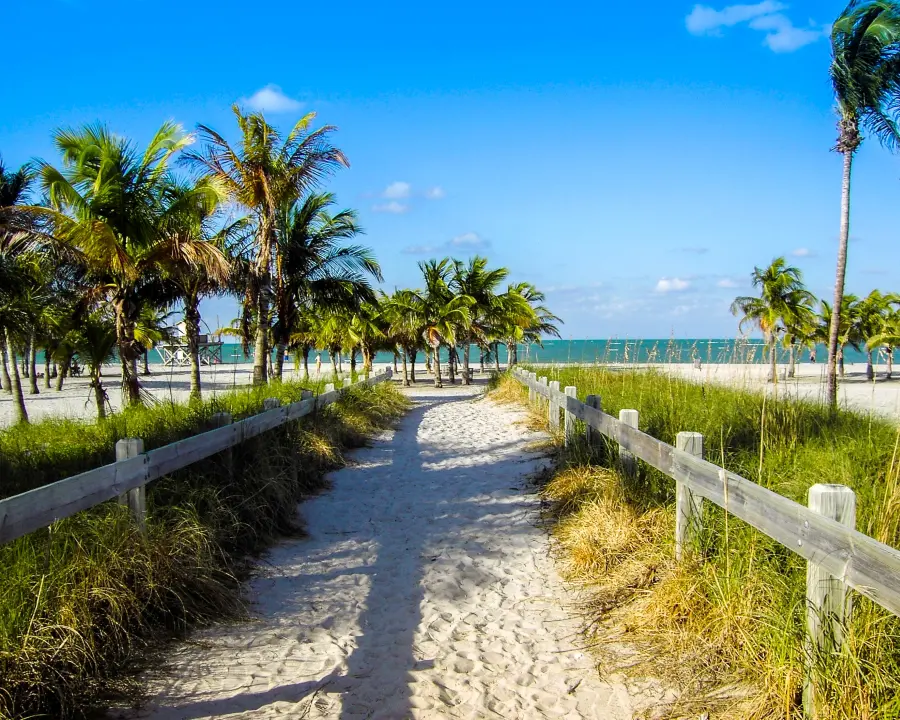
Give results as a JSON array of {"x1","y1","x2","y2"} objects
[
  {"x1": 651, "y1": 362, "x2": 900, "y2": 421},
  {"x1": 0, "y1": 363, "x2": 377, "y2": 427},
  {"x1": 112, "y1": 383, "x2": 667, "y2": 719}
]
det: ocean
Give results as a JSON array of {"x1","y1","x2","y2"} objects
[{"x1": 130, "y1": 339, "x2": 886, "y2": 367}]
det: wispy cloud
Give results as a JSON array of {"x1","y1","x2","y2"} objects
[
  {"x1": 402, "y1": 232, "x2": 490, "y2": 256},
  {"x1": 372, "y1": 200, "x2": 409, "y2": 214},
  {"x1": 241, "y1": 85, "x2": 303, "y2": 113},
  {"x1": 716, "y1": 278, "x2": 739, "y2": 288},
  {"x1": 425, "y1": 186, "x2": 446, "y2": 200},
  {"x1": 382, "y1": 181, "x2": 411, "y2": 200},
  {"x1": 791, "y1": 247, "x2": 815, "y2": 258},
  {"x1": 678, "y1": 246, "x2": 710, "y2": 254},
  {"x1": 656, "y1": 277, "x2": 691, "y2": 293},
  {"x1": 685, "y1": 2, "x2": 826, "y2": 52},
  {"x1": 749, "y1": 13, "x2": 825, "y2": 52}
]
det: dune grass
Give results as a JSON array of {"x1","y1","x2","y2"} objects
[
  {"x1": 495, "y1": 367, "x2": 900, "y2": 719},
  {"x1": 0, "y1": 379, "x2": 408, "y2": 719}
]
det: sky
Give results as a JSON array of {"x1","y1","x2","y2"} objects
[{"x1": 3, "y1": 0, "x2": 900, "y2": 339}]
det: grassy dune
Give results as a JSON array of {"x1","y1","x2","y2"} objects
[
  {"x1": 493, "y1": 368, "x2": 900, "y2": 719},
  {"x1": 0, "y1": 379, "x2": 408, "y2": 719}
]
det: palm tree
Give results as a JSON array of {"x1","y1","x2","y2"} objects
[
  {"x1": 160, "y1": 178, "x2": 235, "y2": 399},
  {"x1": 730, "y1": 258, "x2": 816, "y2": 383},
  {"x1": 185, "y1": 107, "x2": 348, "y2": 385},
  {"x1": 867, "y1": 303, "x2": 900, "y2": 379},
  {"x1": 820, "y1": 295, "x2": 862, "y2": 378},
  {"x1": 70, "y1": 310, "x2": 118, "y2": 420},
  {"x1": 826, "y1": 0, "x2": 900, "y2": 406},
  {"x1": 450, "y1": 256, "x2": 508, "y2": 384},
  {"x1": 493, "y1": 282, "x2": 562, "y2": 369},
  {"x1": 37, "y1": 122, "x2": 198, "y2": 405},
  {"x1": 270, "y1": 192, "x2": 380, "y2": 380},
  {"x1": 855, "y1": 290, "x2": 898, "y2": 379}
]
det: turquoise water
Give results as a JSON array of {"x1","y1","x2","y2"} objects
[{"x1": 128, "y1": 339, "x2": 886, "y2": 366}]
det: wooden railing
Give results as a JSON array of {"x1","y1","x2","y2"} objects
[
  {"x1": 0, "y1": 371, "x2": 391, "y2": 546},
  {"x1": 512, "y1": 367, "x2": 900, "y2": 716}
]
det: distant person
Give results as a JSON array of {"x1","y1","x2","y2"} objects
[
  {"x1": 315, "y1": 353, "x2": 322, "y2": 375},
  {"x1": 809, "y1": 348, "x2": 816, "y2": 363}
]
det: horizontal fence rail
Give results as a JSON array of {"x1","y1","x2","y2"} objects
[{"x1": 0, "y1": 371, "x2": 391, "y2": 545}]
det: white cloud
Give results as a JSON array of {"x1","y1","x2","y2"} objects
[
  {"x1": 656, "y1": 277, "x2": 691, "y2": 293},
  {"x1": 449, "y1": 232, "x2": 487, "y2": 248},
  {"x1": 791, "y1": 247, "x2": 814, "y2": 257},
  {"x1": 686, "y1": 1, "x2": 785, "y2": 35},
  {"x1": 425, "y1": 186, "x2": 446, "y2": 200},
  {"x1": 679, "y1": 246, "x2": 710, "y2": 254},
  {"x1": 382, "y1": 181, "x2": 411, "y2": 200},
  {"x1": 402, "y1": 231, "x2": 490, "y2": 256},
  {"x1": 685, "y1": 2, "x2": 825, "y2": 52},
  {"x1": 372, "y1": 201, "x2": 409, "y2": 214},
  {"x1": 748, "y1": 13, "x2": 825, "y2": 52},
  {"x1": 716, "y1": 278, "x2": 739, "y2": 288},
  {"x1": 242, "y1": 85, "x2": 302, "y2": 113}
]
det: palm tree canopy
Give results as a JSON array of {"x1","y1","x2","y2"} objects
[
  {"x1": 731, "y1": 257, "x2": 816, "y2": 338},
  {"x1": 831, "y1": 0, "x2": 900, "y2": 152}
]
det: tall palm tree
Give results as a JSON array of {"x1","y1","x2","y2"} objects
[
  {"x1": 270, "y1": 192, "x2": 380, "y2": 380},
  {"x1": 826, "y1": 0, "x2": 900, "y2": 405},
  {"x1": 731, "y1": 258, "x2": 816, "y2": 383},
  {"x1": 450, "y1": 256, "x2": 508, "y2": 384},
  {"x1": 37, "y1": 122, "x2": 197, "y2": 405},
  {"x1": 70, "y1": 310, "x2": 118, "y2": 420},
  {"x1": 185, "y1": 107, "x2": 348, "y2": 385},
  {"x1": 867, "y1": 302, "x2": 900, "y2": 379}
]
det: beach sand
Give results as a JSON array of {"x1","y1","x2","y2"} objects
[{"x1": 110, "y1": 383, "x2": 670, "y2": 719}]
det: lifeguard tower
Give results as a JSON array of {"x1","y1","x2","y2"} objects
[{"x1": 158, "y1": 323, "x2": 225, "y2": 367}]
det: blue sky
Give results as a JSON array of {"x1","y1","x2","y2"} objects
[{"x1": 3, "y1": 0, "x2": 899, "y2": 339}]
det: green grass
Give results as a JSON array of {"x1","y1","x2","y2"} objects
[
  {"x1": 0, "y1": 378, "x2": 408, "y2": 719},
  {"x1": 503, "y1": 366, "x2": 900, "y2": 720}
]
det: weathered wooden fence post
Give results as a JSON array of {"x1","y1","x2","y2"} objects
[
  {"x1": 585, "y1": 395, "x2": 601, "y2": 447},
  {"x1": 343, "y1": 377, "x2": 352, "y2": 389},
  {"x1": 548, "y1": 380, "x2": 561, "y2": 430},
  {"x1": 564, "y1": 386, "x2": 577, "y2": 446},
  {"x1": 116, "y1": 438, "x2": 146, "y2": 532},
  {"x1": 211, "y1": 412, "x2": 234, "y2": 483},
  {"x1": 618, "y1": 409, "x2": 639, "y2": 475},
  {"x1": 675, "y1": 431, "x2": 704, "y2": 561},
  {"x1": 804, "y1": 484, "x2": 856, "y2": 718},
  {"x1": 324, "y1": 383, "x2": 335, "y2": 394},
  {"x1": 537, "y1": 377, "x2": 548, "y2": 412},
  {"x1": 528, "y1": 371, "x2": 535, "y2": 403}
]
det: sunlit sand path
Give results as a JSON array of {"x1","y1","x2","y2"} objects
[{"x1": 118, "y1": 383, "x2": 660, "y2": 719}]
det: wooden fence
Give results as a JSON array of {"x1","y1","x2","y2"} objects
[
  {"x1": 512, "y1": 367, "x2": 900, "y2": 716},
  {"x1": 0, "y1": 371, "x2": 391, "y2": 546}
]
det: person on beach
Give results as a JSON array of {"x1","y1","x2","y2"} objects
[
  {"x1": 810, "y1": 348, "x2": 816, "y2": 363},
  {"x1": 315, "y1": 353, "x2": 322, "y2": 376}
]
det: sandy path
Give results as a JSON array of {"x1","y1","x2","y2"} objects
[{"x1": 118, "y1": 384, "x2": 649, "y2": 719}]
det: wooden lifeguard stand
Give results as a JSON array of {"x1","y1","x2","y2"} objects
[{"x1": 158, "y1": 324, "x2": 224, "y2": 367}]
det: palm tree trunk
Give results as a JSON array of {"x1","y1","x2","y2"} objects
[
  {"x1": 839, "y1": 348, "x2": 845, "y2": 378},
  {"x1": 433, "y1": 350, "x2": 443, "y2": 388},
  {"x1": 867, "y1": 350, "x2": 874, "y2": 381},
  {"x1": 494, "y1": 343, "x2": 501, "y2": 373},
  {"x1": 44, "y1": 350, "x2": 51, "y2": 389},
  {"x1": 28, "y1": 334, "x2": 38, "y2": 394},
  {"x1": 393, "y1": 352, "x2": 398, "y2": 373},
  {"x1": 425, "y1": 348, "x2": 431, "y2": 373},
  {"x1": 408, "y1": 348, "x2": 417, "y2": 383},
  {"x1": 273, "y1": 343, "x2": 286, "y2": 381},
  {"x1": 115, "y1": 302, "x2": 141, "y2": 405},
  {"x1": 142, "y1": 350, "x2": 150, "y2": 375},
  {"x1": 330, "y1": 347, "x2": 339, "y2": 377},
  {"x1": 827, "y1": 150, "x2": 854, "y2": 408},
  {"x1": 5, "y1": 329, "x2": 28, "y2": 424},
  {"x1": 186, "y1": 300, "x2": 203, "y2": 401},
  {"x1": 302, "y1": 346, "x2": 310, "y2": 380},
  {"x1": 56, "y1": 359, "x2": 69, "y2": 391},
  {"x1": 480, "y1": 347, "x2": 486, "y2": 373},
  {"x1": 90, "y1": 366, "x2": 106, "y2": 420},
  {"x1": 1, "y1": 340, "x2": 12, "y2": 394},
  {"x1": 461, "y1": 336, "x2": 471, "y2": 385},
  {"x1": 350, "y1": 347, "x2": 357, "y2": 376},
  {"x1": 788, "y1": 344, "x2": 796, "y2": 379},
  {"x1": 769, "y1": 336, "x2": 777, "y2": 383},
  {"x1": 447, "y1": 347, "x2": 456, "y2": 384},
  {"x1": 253, "y1": 286, "x2": 271, "y2": 386},
  {"x1": 888, "y1": 347, "x2": 894, "y2": 381},
  {"x1": 401, "y1": 348, "x2": 409, "y2": 387}
]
